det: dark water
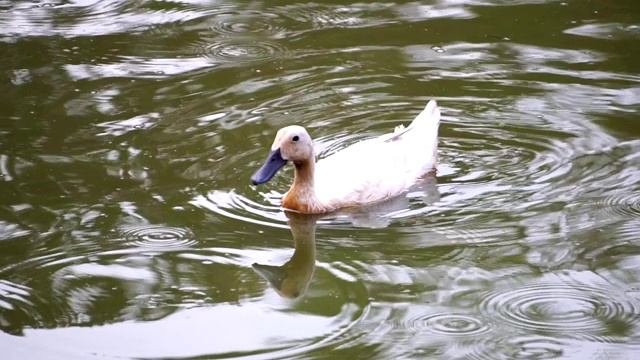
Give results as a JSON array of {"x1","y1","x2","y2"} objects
[{"x1": 1, "y1": 0, "x2": 640, "y2": 358}]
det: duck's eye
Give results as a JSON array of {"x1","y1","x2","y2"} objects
[{"x1": 292, "y1": 135, "x2": 299, "y2": 142}]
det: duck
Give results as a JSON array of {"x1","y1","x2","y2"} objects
[{"x1": 251, "y1": 100, "x2": 441, "y2": 214}]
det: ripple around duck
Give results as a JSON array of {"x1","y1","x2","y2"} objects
[
  {"x1": 435, "y1": 127, "x2": 569, "y2": 214},
  {"x1": 193, "y1": 120, "x2": 444, "y2": 230},
  {"x1": 477, "y1": 280, "x2": 640, "y2": 337},
  {"x1": 190, "y1": 190, "x2": 289, "y2": 229},
  {"x1": 119, "y1": 224, "x2": 197, "y2": 249}
]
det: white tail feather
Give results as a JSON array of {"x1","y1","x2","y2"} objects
[
  {"x1": 384, "y1": 100, "x2": 440, "y2": 143},
  {"x1": 409, "y1": 99, "x2": 440, "y2": 129}
]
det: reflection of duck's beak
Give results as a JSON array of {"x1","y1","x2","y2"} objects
[
  {"x1": 253, "y1": 211, "x2": 320, "y2": 299},
  {"x1": 251, "y1": 148, "x2": 287, "y2": 185},
  {"x1": 252, "y1": 263, "x2": 288, "y2": 293}
]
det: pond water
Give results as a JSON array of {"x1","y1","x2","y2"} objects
[{"x1": 1, "y1": 0, "x2": 640, "y2": 359}]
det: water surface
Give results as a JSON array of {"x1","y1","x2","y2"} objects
[{"x1": 1, "y1": 0, "x2": 640, "y2": 359}]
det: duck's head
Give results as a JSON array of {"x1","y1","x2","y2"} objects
[{"x1": 251, "y1": 125, "x2": 314, "y2": 185}]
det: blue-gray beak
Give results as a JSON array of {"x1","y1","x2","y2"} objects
[{"x1": 251, "y1": 148, "x2": 288, "y2": 185}]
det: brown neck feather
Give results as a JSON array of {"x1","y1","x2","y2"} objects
[
  {"x1": 282, "y1": 159, "x2": 318, "y2": 213},
  {"x1": 293, "y1": 160, "x2": 315, "y2": 188}
]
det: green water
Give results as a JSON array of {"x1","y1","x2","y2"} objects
[{"x1": 1, "y1": 0, "x2": 640, "y2": 359}]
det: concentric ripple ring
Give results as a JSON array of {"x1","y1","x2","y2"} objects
[
  {"x1": 120, "y1": 225, "x2": 196, "y2": 248},
  {"x1": 477, "y1": 282, "x2": 639, "y2": 335}
]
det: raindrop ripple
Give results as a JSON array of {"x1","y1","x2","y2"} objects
[
  {"x1": 208, "y1": 10, "x2": 286, "y2": 37},
  {"x1": 120, "y1": 224, "x2": 197, "y2": 248},
  {"x1": 467, "y1": 334, "x2": 565, "y2": 360},
  {"x1": 408, "y1": 311, "x2": 492, "y2": 337},
  {"x1": 478, "y1": 282, "x2": 639, "y2": 336},
  {"x1": 599, "y1": 194, "x2": 640, "y2": 218},
  {"x1": 195, "y1": 39, "x2": 290, "y2": 64}
]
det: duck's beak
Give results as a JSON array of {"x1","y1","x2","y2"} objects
[{"x1": 251, "y1": 148, "x2": 288, "y2": 185}]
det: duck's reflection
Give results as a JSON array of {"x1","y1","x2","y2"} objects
[
  {"x1": 252, "y1": 173, "x2": 441, "y2": 299},
  {"x1": 252, "y1": 211, "x2": 322, "y2": 299}
]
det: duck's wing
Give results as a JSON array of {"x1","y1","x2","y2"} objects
[
  {"x1": 314, "y1": 139, "x2": 431, "y2": 205},
  {"x1": 314, "y1": 100, "x2": 440, "y2": 206}
]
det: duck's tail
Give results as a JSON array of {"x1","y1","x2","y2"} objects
[
  {"x1": 409, "y1": 99, "x2": 440, "y2": 130},
  {"x1": 386, "y1": 99, "x2": 441, "y2": 142},
  {"x1": 407, "y1": 100, "x2": 440, "y2": 173}
]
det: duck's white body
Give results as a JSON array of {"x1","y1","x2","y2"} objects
[{"x1": 251, "y1": 100, "x2": 441, "y2": 214}]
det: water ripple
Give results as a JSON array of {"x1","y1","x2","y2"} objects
[
  {"x1": 65, "y1": 57, "x2": 214, "y2": 80},
  {"x1": 191, "y1": 190, "x2": 288, "y2": 229},
  {"x1": 407, "y1": 311, "x2": 492, "y2": 337},
  {"x1": 599, "y1": 194, "x2": 640, "y2": 218},
  {"x1": 205, "y1": 39, "x2": 289, "y2": 63},
  {"x1": 467, "y1": 334, "x2": 565, "y2": 360},
  {"x1": 433, "y1": 125, "x2": 568, "y2": 206},
  {"x1": 0, "y1": 270, "x2": 77, "y2": 335},
  {"x1": 208, "y1": 10, "x2": 286, "y2": 37},
  {"x1": 477, "y1": 280, "x2": 639, "y2": 336},
  {"x1": 565, "y1": 23, "x2": 640, "y2": 40},
  {"x1": 0, "y1": 245, "x2": 271, "y2": 335},
  {"x1": 274, "y1": 3, "x2": 392, "y2": 30},
  {"x1": 119, "y1": 224, "x2": 196, "y2": 249},
  {"x1": 0, "y1": 280, "x2": 30, "y2": 311},
  {"x1": 1, "y1": 0, "x2": 214, "y2": 41},
  {"x1": 193, "y1": 174, "x2": 440, "y2": 228},
  {"x1": 560, "y1": 142, "x2": 640, "y2": 237}
]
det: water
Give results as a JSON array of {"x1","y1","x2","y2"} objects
[{"x1": 1, "y1": 0, "x2": 640, "y2": 358}]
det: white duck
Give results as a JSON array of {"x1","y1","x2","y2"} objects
[{"x1": 251, "y1": 100, "x2": 441, "y2": 214}]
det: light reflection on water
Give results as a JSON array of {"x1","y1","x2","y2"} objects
[{"x1": 1, "y1": 0, "x2": 640, "y2": 359}]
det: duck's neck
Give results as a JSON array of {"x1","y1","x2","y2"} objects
[{"x1": 282, "y1": 159, "x2": 324, "y2": 213}]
